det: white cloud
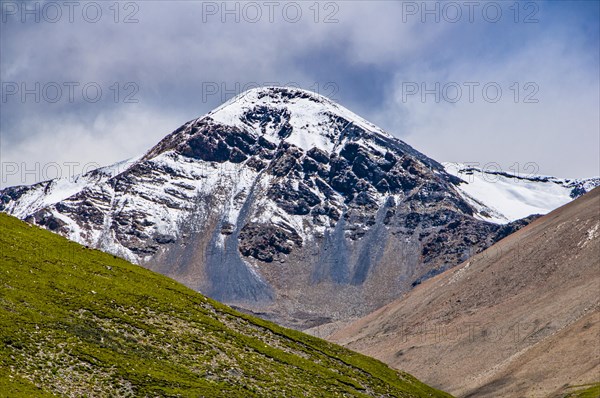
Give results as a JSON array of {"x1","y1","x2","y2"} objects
[
  {"x1": 1, "y1": 105, "x2": 185, "y2": 188},
  {"x1": 373, "y1": 31, "x2": 599, "y2": 178}
]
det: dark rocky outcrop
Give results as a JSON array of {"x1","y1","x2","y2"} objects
[{"x1": 238, "y1": 222, "x2": 303, "y2": 263}]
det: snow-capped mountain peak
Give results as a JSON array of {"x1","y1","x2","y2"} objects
[
  {"x1": 208, "y1": 86, "x2": 393, "y2": 152},
  {"x1": 143, "y1": 87, "x2": 419, "y2": 166},
  {"x1": 2, "y1": 86, "x2": 596, "y2": 329}
]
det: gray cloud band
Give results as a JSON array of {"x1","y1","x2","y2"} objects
[{"x1": 1, "y1": 1, "x2": 598, "y2": 188}]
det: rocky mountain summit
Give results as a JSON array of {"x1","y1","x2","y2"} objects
[{"x1": 0, "y1": 87, "x2": 585, "y2": 329}]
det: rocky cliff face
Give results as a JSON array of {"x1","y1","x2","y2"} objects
[{"x1": 1, "y1": 87, "x2": 533, "y2": 329}]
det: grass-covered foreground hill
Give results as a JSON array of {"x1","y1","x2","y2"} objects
[{"x1": 0, "y1": 213, "x2": 452, "y2": 397}]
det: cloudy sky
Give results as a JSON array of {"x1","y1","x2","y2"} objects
[{"x1": 1, "y1": 0, "x2": 598, "y2": 188}]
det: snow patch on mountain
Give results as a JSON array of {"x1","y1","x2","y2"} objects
[{"x1": 445, "y1": 162, "x2": 600, "y2": 223}]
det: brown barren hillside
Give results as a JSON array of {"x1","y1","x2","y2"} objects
[{"x1": 331, "y1": 187, "x2": 600, "y2": 397}]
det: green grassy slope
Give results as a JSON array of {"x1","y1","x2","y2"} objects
[
  {"x1": 0, "y1": 213, "x2": 452, "y2": 397},
  {"x1": 562, "y1": 383, "x2": 600, "y2": 398}
]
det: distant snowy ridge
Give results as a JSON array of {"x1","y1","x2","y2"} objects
[
  {"x1": 444, "y1": 162, "x2": 600, "y2": 223},
  {"x1": 1, "y1": 157, "x2": 140, "y2": 219}
]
